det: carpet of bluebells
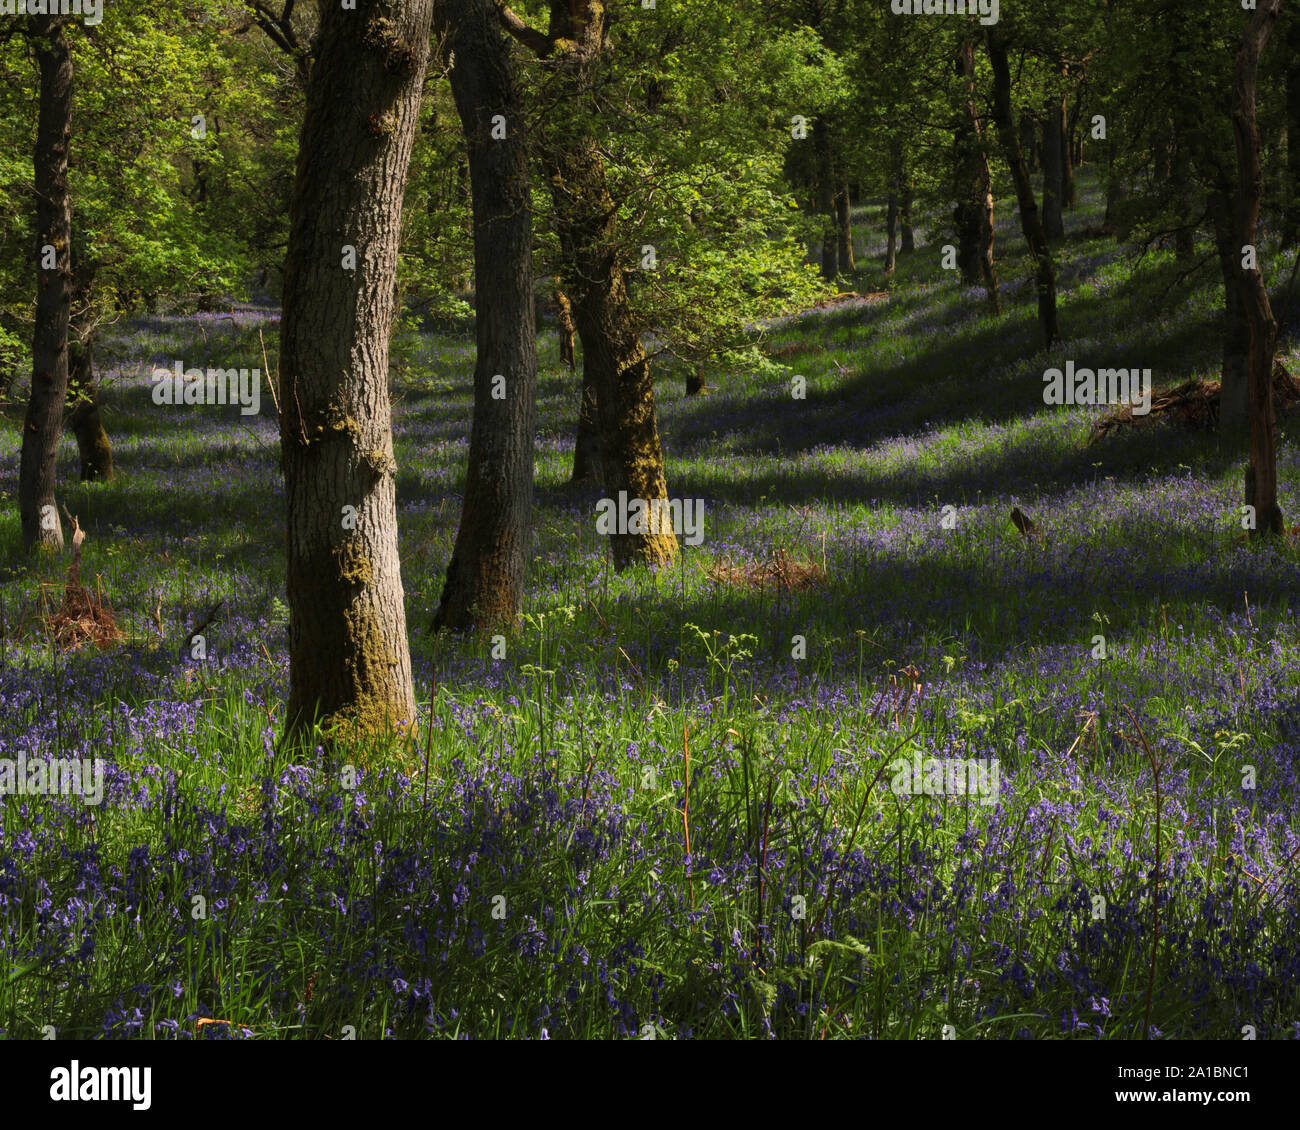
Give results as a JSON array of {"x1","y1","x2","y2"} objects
[{"x1": 1, "y1": 175, "x2": 1299, "y2": 1038}]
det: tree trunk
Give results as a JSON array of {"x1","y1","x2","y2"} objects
[
  {"x1": 884, "y1": 191, "x2": 898, "y2": 275},
  {"x1": 20, "y1": 16, "x2": 74, "y2": 553},
  {"x1": 555, "y1": 277, "x2": 576, "y2": 371},
  {"x1": 900, "y1": 180, "x2": 915, "y2": 254},
  {"x1": 1211, "y1": 185, "x2": 1250, "y2": 439},
  {"x1": 66, "y1": 335, "x2": 112, "y2": 482},
  {"x1": 1284, "y1": 8, "x2": 1300, "y2": 247},
  {"x1": 835, "y1": 185, "x2": 854, "y2": 271},
  {"x1": 953, "y1": 37, "x2": 1001, "y2": 312},
  {"x1": 1233, "y1": 0, "x2": 1284, "y2": 537},
  {"x1": 1019, "y1": 111, "x2": 1039, "y2": 173},
  {"x1": 987, "y1": 28, "x2": 1059, "y2": 349},
  {"x1": 572, "y1": 361, "x2": 602, "y2": 483},
  {"x1": 814, "y1": 116, "x2": 838, "y2": 279},
  {"x1": 1041, "y1": 89, "x2": 1066, "y2": 241},
  {"x1": 1063, "y1": 87, "x2": 1077, "y2": 208},
  {"x1": 432, "y1": 0, "x2": 538, "y2": 633},
  {"x1": 278, "y1": 0, "x2": 432, "y2": 738},
  {"x1": 542, "y1": 7, "x2": 677, "y2": 570}
]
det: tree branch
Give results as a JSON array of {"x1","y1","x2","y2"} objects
[{"x1": 494, "y1": 1, "x2": 552, "y2": 55}]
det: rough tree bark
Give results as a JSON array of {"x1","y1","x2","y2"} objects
[
  {"x1": 953, "y1": 37, "x2": 1001, "y2": 312},
  {"x1": 502, "y1": 0, "x2": 677, "y2": 570},
  {"x1": 1232, "y1": 0, "x2": 1284, "y2": 537},
  {"x1": 20, "y1": 15, "x2": 74, "y2": 553},
  {"x1": 278, "y1": 0, "x2": 433, "y2": 738},
  {"x1": 431, "y1": 0, "x2": 538, "y2": 632},
  {"x1": 987, "y1": 27, "x2": 1059, "y2": 349}
]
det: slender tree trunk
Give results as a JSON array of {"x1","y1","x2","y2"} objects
[
  {"x1": 835, "y1": 185, "x2": 854, "y2": 271},
  {"x1": 1041, "y1": 89, "x2": 1066, "y2": 241},
  {"x1": 278, "y1": 0, "x2": 433, "y2": 738},
  {"x1": 884, "y1": 136, "x2": 903, "y2": 274},
  {"x1": 560, "y1": 277, "x2": 602, "y2": 483},
  {"x1": 815, "y1": 118, "x2": 838, "y2": 280},
  {"x1": 66, "y1": 334, "x2": 112, "y2": 482},
  {"x1": 900, "y1": 179, "x2": 914, "y2": 254},
  {"x1": 884, "y1": 192, "x2": 898, "y2": 275},
  {"x1": 1284, "y1": 7, "x2": 1300, "y2": 247},
  {"x1": 432, "y1": 0, "x2": 538, "y2": 632},
  {"x1": 1233, "y1": 0, "x2": 1284, "y2": 537},
  {"x1": 1212, "y1": 184, "x2": 1250, "y2": 439},
  {"x1": 1063, "y1": 86, "x2": 1078, "y2": 208},
  {"x1": 987, "y1": 28, "x2": 1059, "y2": 349},
  {"x1": 20, "y1": 16, "x2": 74, "y2": 553},
  {"x1": 1019, "y1": 112, "x2": 1038, "y2": 173},
  {"x1": 542, "y1": 6, "x2": 677, "y2": 570},
  {"x1": 555, "y1": 278, "x2": 576, "y2": 371},
  {"x1": 953, "y1": 37, "x2": 1000, "y2": 312}
]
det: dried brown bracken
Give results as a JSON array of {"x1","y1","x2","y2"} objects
[
  {"x1": 705, "y1": 547, "x2": 825, "y2": 592},
  {"x1": 43, "y1": 512, "x2": 121, "y2": 652},
  {"x1": 1089, "y1": 359, "x2": 1300, "y2": 442}
]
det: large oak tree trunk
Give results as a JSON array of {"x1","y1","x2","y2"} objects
[
  {"x1": 953, "y1": 37, "x2": 1001, "y2": 312},
  {"x1": 20, "y1": 16, "x2": 74, "y2": 553},
  {"x1": 1233, "y1": 0, "x2": 1284, "y2": 537},
  {"x1": 278, "y1": 0, "x2": 432, "y2": 739},
  {"x1": 987, "y1": 28, "x2": 1059, "y2": 349},
  {"x1": 541, "y1": 3, "x2": 676, "y2": 571},
  {"x1": 432, "y1": 0, "x2": 538, "y2": 633}
]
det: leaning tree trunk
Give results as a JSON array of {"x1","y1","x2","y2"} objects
[
  {"x1": 432, "y1": 0, "x2": 538, "y2": 633},
  {"x1": 67, "y1": 334, "x2": 112, "y2": 481},
  {"x1": 953, "y1": 37, "x2": 1001, "y2": 312},
  {"x1": 20, "y1": 16, "x2": 74, "y2": 553},
  {"x1": 987, "y1": 27, "x2": 1059, "y2": 349},
  {"x1": 1041, "y1": 88, "x2": 1066, "y2": 241},
  {"x1": 1233, "y1": 0, "x2": 1284, "y2": 537},
  {"x1": 278, "y1": 0, "x2": 432, "y2": 739}
]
